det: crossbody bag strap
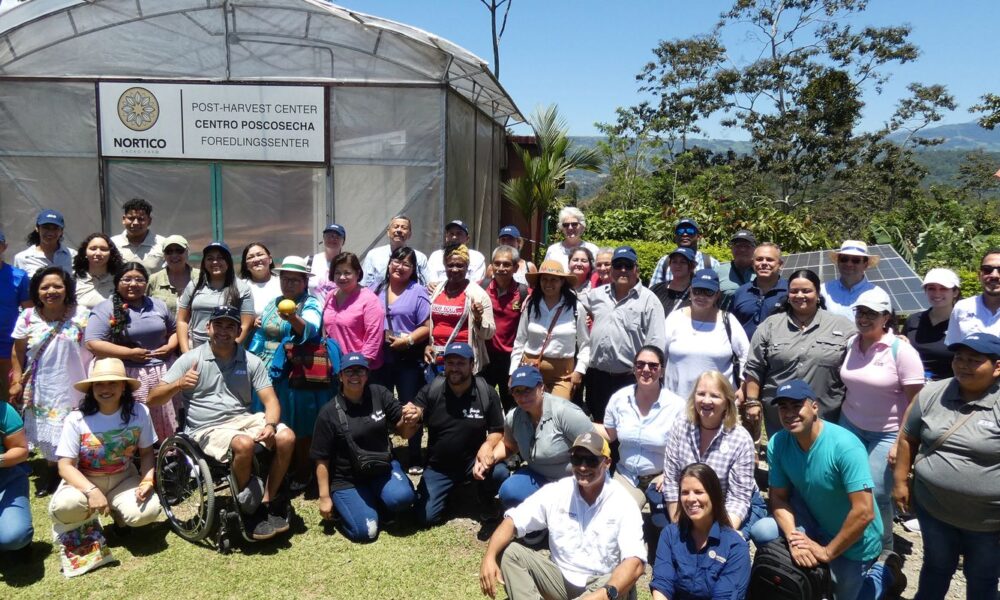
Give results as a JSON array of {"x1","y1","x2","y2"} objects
[
  {"x1": 536, "y1": 305, "x2": 565, "y2": 359},
  {"x1": 721, "y1": 311, "x2": 742, "y2": 388},
  {"x1": 914, "y1": 399, "x2": 993, "y2": 466},
  {"x1": 24, "y1": 313, "x2": 70, "y2": 379}
]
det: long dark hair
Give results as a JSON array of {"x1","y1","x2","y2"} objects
[
  {"x1": 775, "y1": 268, "x2": 827, "y2": 312},
  {"x1": 677, "y1": 463, "x2": 731, "y2": 532},
  {"x1": 375, "y1": 246, "x2": 419, "y2": 295},
  {"x1": 108, "y1": 262, "x2": 150, "y2": 345},
  {"x1": 527, "y1": 273, "x2": 578, "y2": 320},
  {"x1": 79, "y1": 384, "x2": 137, "y2": 426},
  {"x1": 635, "y1": 344, "x2": 666, "y2": 384},
  {"x1": 195, "y1": 244, "x2": 241, "y2": 308},
  {"x1": 72, "y1": 233, "x2": 124, "y2": 278},
  {"x1": 30, "y1": 265, "x2": 77, "y2": 309},
  {"x1": 239, "y1": 241, "x2": 275, "y2": 280}
]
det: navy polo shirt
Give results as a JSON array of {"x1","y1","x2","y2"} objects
[
  {"x1": 650, "y1": 520, "x2": 750, "y2": 600},
  {"x1": 731, "y1": 278, "x2": 789, "y2": 340}
]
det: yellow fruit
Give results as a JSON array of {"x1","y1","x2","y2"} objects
[{"x1": 277, "y1": 299, "x2": 297, "y2": 315}]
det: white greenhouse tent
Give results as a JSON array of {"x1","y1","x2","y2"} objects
[{"x1": 0, "y1": 0, "x2": 523, "y2": 261}]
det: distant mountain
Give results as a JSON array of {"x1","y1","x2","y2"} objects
[{"x1": 888, "y1": 121, "x2": 1000, "y2": 151}]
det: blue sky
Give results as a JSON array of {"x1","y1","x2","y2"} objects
[{"x1": 342, "y1": 1, "x2": 999, "y2": 138}]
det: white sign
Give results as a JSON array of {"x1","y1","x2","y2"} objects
[{"x1": 99, "y1": 82, "x2": 326, "y2": 163}]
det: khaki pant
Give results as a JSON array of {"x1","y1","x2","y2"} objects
[
  {"x1": 190, "y1": 412, "x2": 288, "y2": 462},
  {"x1": 499, "y1": 542, "x2": 637, "y2": 600},
  {"x1": 522, "y1": 354, "x2": 576, "y2": 400},
  {"x1": 49, "y1": 465, "x2": 161, "y2": 528},
  {"x1": 613, "y1": 471, "x2": 658, "y2": 511}
]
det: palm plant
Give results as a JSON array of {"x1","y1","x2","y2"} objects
[{"x1": 502, "y1": 105, "x2": 602, "y2": 253}]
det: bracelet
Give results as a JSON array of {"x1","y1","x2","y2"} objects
[
  {"x1": 265, "y1": 422, "x2": 279, "y2": 430},
  {"x1": 742, "y1": 400, "x2": 762, "y2": 409},
  {"x1": 83, "y1": 485, "x2": 98, "y2": 497},
  {"x1": 406, "y1": 334, "x2": 414, "y2": 347}
]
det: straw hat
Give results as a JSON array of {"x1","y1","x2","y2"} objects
[
  {"x1": 828, "y1": 240, "x2": 880, "y2": 268},
  {"x1": 73, "y1": 358, "x2": 141, "y2": 392},
  {"x1": 525, "y1": 259, "x2": 578, "y2": 287},
  {"x1": 272, "y1": 255, "x2": 314, "y2": 277}
]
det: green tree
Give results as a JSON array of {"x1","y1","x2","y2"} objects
[
  {"x1": 971, "y1": 93, "x2": 1000, "y2": 130},
  {"x1": 502, "y1": 105, "x2": 602, "y2": 247},
  {"x1": 956, "y1": 149, "x2": 1000, "y2": 200}
]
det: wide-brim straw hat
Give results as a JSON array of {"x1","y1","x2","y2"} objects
[
  {"x1": 828, "y1": 240, "x2": 880, "y2": 268},
  {"x1": 525, "y1": 259, "x2": 578, "y2": 287},
  {"x1": 74, "y1": 358, "x2": 141, "y2": 392},
  {"x1": 272, "y1": 255, "x2": 314, "y2": 277}
]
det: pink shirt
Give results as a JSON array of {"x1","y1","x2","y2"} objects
[
  {"x1": 840, "y1": 332, "x2": 924, "y2": 432},
  {"x1": 322, "y1": 286, "x2": 385, "y2": 370}
]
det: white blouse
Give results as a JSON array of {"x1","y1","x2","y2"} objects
[{"x1": 509, "y1": 299, "x2": 591, "y2": 374}]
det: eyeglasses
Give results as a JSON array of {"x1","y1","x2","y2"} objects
[
  {"x1": 342, "y1": 367, "x2": 367, "y2": 377},
  {"x1": 635, "y1": 361, "x2": 660, "y2": 371},
  {"x1": 389, "y1": 259, "x2": 413, "y2": 268},
  {"x1": 691, "y1": 288, "x2": 716, "y2": 297},
  {"x1": 980, "y1": 265, "x2": 1000, "y2": 275},
  {"x1": 561, "y1": 222, "x2": 581, "y2": 229},
  {"x1": 675, "y1": 226, "x2": 698, "y2": 236},
  {"x1": 838, "y1": 256, "x2": 866, "y2": 265},
  {"x1": 119, "y1": 277, "x2": 147, "y2": 285},
  {"x1": 569, "y1": 454, "x2": 602, "y2": 468}
]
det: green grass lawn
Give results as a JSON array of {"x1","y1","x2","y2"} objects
[{"x1": 2, "y1": 459, "x2": 656, "y2": 599}]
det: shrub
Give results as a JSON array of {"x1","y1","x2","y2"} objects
[{"x1": 592, "y1": 239, "x2": 732, "y2": 283}]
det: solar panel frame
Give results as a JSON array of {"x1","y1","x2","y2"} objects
[{"x1": 780, "y1": 244, "x2": 929, "y2": 314}]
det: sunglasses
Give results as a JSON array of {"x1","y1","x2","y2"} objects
[
  {"x1": 611, "y1": 261, "x2": 635, "y2": 270},
  {"x1": 561, "y1": 222, "x2": 581, "y2": 229},
  {"x1": 980, "y1": 265, "x2": 1000, "y2": 275},
  {"x1": 675, "y1": 226, "x2": 698, "y2": 236},
  {"x1": 634, "y1": 360, "x2": 660, "y2": 371},
  {"x1": 691, "y1": 287, "x2": 716, "y2": 297},
  {"x1": 838, "y1": 256, "x2": 866, "y2": 265},
  {"x1": 569, "y1": 454, "x2": 602, "y2": 468}
]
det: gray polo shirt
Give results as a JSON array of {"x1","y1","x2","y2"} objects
[
  {"x1": 581, "y1": 282, "x2": 666, "y2": 374},
  {"x1": 162, "y1": 343, "x2": 272, "y2": 433},
  {"x1": 903, "y1": 379, "x2": 1000, "y2": 532},
  {"x1": 745, "y1": 310, "x2": 854, "y2": 435},
  {"x1": 505, "y1": 393, "x2": 595, "y2": 481}
]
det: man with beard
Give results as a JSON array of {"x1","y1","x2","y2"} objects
[{"x1": 945, "y1": 248, "x2": 1000, "y2": 344}]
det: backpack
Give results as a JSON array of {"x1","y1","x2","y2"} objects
[{"x1": 748, "y1": 539, "x2": 832, "y2": 600}]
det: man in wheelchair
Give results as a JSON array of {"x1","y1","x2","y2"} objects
[{"x1": 149, "y1": 305, "x2": 295, "y2": 541}]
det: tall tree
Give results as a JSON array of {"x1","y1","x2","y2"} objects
[
  {"x1": 971, "y1": 93, "x2": 1000, "y2": 130},
  {"x1": 480, "y1": 0, "x2": 512, "y2": 78}
]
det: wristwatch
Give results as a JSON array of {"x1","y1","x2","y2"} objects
[
  {"x1": 265, "y1": 422, "x2": 279, "y2": 431},
  {"x1": 602, "y1": 584, "x2": 618, "y2": 600}
]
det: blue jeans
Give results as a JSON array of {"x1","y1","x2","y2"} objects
[
  {"x1": 0, "y1": 465, "x2": 33, "y2": 551},
  {"x1": 415, "y1": 462, "x2": 507, "y2": 526},
  {"x1": 840, "y1": 415, "x2": 895, "y2": 551},
  {"x1": 740, "y1": 488, "x2": 769, "y2": 539},
  {"x1": 498, "y1": 466, "x2": 550, "y2": 509},
  {"x1": 749, "y1": 493, "x2": 889, "y2": 600},
  {"x1": 373, "y1": 361, "x2": 425, "y2": 464},
  {"x1": 914, "y1": 502, "x2": 1000, "y2": 600},
  {"x1": 330, "y1": 461, "x2": 415, "y2": 542}
]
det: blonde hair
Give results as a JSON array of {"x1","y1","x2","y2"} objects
[{"x1": 685, "y1": 371, "x2": 739, "y2": 431}]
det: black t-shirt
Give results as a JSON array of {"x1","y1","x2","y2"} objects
[
  {"x1": 413, "y1": 377, "x2": 504, "y2": 476},
  {"x1": 310, "y1": 384, "x2": 401, "y2": 491},
  {"x1": 903, "y1": 310, "x2": 953, "y2": 380},
  {"x1": 650, "y1": 283, "x2": 690, "y2": 319}
]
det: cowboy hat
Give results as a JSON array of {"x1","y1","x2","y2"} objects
[
  {"x1": 272, "y1": 255, "x2": 314, "y2": 277},
  {"x1": 73, "y1": 358, "x2": 141, "y2": 392},
  {"x1": 525, "y1": 259, "x2": 578, "y2": 287}
]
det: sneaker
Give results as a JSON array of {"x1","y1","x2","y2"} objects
[
  {"x1": 267, "y1": 513, "x2": 290, "y2": 535},
  {"x1": 901, "y1": 517, "x2": 920, "y2": 533},
  {"x1": 881, "y1": 551, "x2": 907, "y2": 598},
  {"x1": 250, "y1": 513, "x2": 277, "y2": 541}
]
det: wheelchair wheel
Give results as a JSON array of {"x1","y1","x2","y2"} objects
[{"x1": 155, "y1": 436, "x2": 216, "y2": 542}]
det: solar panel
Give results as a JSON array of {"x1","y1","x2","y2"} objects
[{"x1": 781, "y1": 244, "x2": 929, "y2": 314}]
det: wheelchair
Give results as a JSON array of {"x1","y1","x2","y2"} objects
[{"x1": 154, "y1": 432, "x2": 285, "y2": 554}]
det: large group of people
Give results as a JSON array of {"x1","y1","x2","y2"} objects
[{"x1": 1, "y1": 202, "x2": 999, "y2": 600}]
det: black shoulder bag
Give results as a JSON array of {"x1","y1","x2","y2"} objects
[{"x1": 334, "y1": 392, "x2": 393, "y2": 478}]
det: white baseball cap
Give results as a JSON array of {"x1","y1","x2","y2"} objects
[{"x1": 922, "y1": 268, "x2": 960, "y2": 289}]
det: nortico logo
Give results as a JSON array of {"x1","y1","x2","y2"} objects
[{"x1": 117, "y1": 87, "x2": 160, "y2": 131}]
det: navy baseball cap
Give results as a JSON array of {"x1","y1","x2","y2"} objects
[
  {"x1": 675, "y1": 218, "x2": 700, "y2": 232},
  {"x1": 948, "y1": 333, "x2": 1000, "y2": 360},
  {"x1": 209, "y1": 305, "x2": 241, "y2": 323},
  {"x1": 340, "y1": 352, "x2": 370, "y2": 371},
  {"x1": 611, "y1": 246, "x2": 638, "y2": 265},
  {"x1": 443, "y1": 342, "x2": 474, "y2": 360},
  {"x1": 203, "y1": 241, "x2": 232, "y2": 256},
  {"x1": 669, "y1": 247, "x2": 697, "y2": 263},
  {"x1": 36, "y1": 209, "x2": 65, "y2": 228},
  {"x1": 498, "y1": 225, "x2": 521, "y2": 239},
  {"x1": 510, "y1": 365, "x2": 543, "y2": 389},
  {"x1": 691, "y1": 268, "x2": 721, "y2": 293},
  {"x1": 771, "y1": 379, "x2": 817, "y2": 405},
  {"x1": 323, "y1": 223, "x2": 346, "y2": 238},
  {"x1": 446, "y1": 219, "x2": 469, "y2": 234},
  {"x1": 731, "y1": 229, "x2": 757, "y2": 245}
]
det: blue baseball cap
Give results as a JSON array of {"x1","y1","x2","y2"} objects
[
  {"x1": 36, "y1": 209, "x2": 65, "y2": 228},
  {"x1": 611, "y1": 246, "x2": 638, "y2": 265},
  {"x1": 203, "y1": 240, "x2": 231, "y2": 256},
  {"x1": 691, "y1": 268, "x2": 721, "y2": 293},
  {"x1": 498, "y1": 225, "x2": 521, "y2": 239},
  {"x1": 510, "y1": 365, "x2": 543, "y2": 389},
  {"x1": 948, "y1": 333, "x2": 1000, "y2": 360},
  {"x1": 669, "y1": 247, "x2": 697, "y2": 263},
  {"x1": 340, "y1": 352, "x2": 370, "y2": 371},
  {"x1": 209, "y1": 305, "x2": 241, "y2": 323},
  {"x1": 323, "y1": 223, "x2": 346, "y2": 238},
  {"x1": 446, "y1": 219, "x2": 469, "y2": 234},
  {"x1": 771, "y1": 379, "x2": 817, "y2": 404},
  {"x1": 443, "y1": 342, "x2": 474, "y2": 360}
]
